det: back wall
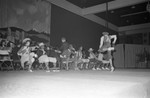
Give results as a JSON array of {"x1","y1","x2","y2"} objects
[{"x1": 50, "y1": 4, "x2": 117, "y2": 52}]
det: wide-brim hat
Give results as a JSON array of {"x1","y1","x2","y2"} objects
[
  {"x1": 22, "y1": 38, "x2": 31, "y2": 43},
  {"x1": 102, "y1": 32, "x2": 109, "y2": 35},
  {"x1": 38, "y1": 42, "x2": 45, "y2": 47},
  {"x1": 88, "y1": 48, "x2": 93, "y2": 52}
]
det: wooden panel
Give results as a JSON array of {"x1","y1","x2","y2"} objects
[
  {"x1": 125, "y1": 44, "x2": 150, "y2": 68},
  {"x1": 113, "y1": 44, "x2": 125, "y2": 68}
]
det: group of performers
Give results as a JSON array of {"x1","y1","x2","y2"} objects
[
  {"x1": 16, "y1": 31, "x2": 117, "y2": 72},
  {"x1": 17, "y1": 38, "x2": 57, "y2": 72}
]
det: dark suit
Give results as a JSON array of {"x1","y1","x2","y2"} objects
[{"x1": 60, "y1": 42, "x2": 70, "y2": 52}]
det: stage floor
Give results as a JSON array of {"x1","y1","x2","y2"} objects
[{"x1": 0, "y1": 69, "x2": 150, "y2": 98}]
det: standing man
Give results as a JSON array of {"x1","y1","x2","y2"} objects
[{"x1": 99, "y1": 32, "x2": 117, "y2": 72}]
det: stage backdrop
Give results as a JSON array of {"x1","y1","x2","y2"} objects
[{"x1": 0, "y1": 0, "x2": 51, "y2": 34}]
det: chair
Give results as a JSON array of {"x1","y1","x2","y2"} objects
[
  {"x1": 81, "y1": 59, "x2": 89, "y2": 69},
  {"x1": 47, "y1": 49, "x2": 61, "y2": 70},
  {"x1": 13, "y1": 55, "x2": 22, "y2": 70},
  {"x1": 0, "y1": 50, "x2": 14, "y2": 71},
  {"x1": 60, "y1": 55, "x2": 73, "y2": 70},
  {"x1": 11, "y1": 47, "x2": 22, "y2": 70},
  {"x1": 98, "y1": 53, "x2": 110, "y2": 70},
  {"x1": 0, "y1": 59, "x2": 14, "y2": 71}
]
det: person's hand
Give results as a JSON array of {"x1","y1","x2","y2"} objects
[
  {"x1": 112, "y1": 41, "x2": 115, "y2": 44},
  {"x1": 112, "y1": 42, "x2": 116, "y2": 46}
]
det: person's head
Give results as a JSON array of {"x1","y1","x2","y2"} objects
[
  {"x1": 79, "y1": 46, "x2": 83, "y2": 50},
  {"x1": 61, "y1": 37, "x2": 66, "y2": 43},
  {"x1": 22, "y1": 38, "x2": 31, "y2": 46},
  {"x1": 88, "y1": 48, "x2": 93, "y2": 53},
  {"x1": 1, "y1": 40, "x2": 6, "y2": 46},
  {"x1": 25, "y1": 41, "x2": 30, "y2": 46},
  {"x1": 47, "y1": 46, "x2": 50, "y2": 50},
  {"x1": 38, "y1": 42, "x2": 45, "y2": 49},
  {"x1": 102, "y1": 32, "x2": 109, "y2": 36}
]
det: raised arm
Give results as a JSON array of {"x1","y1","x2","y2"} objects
[
  {"x1": 17, "y1": 46, "x2": 26, "y2": 56},
  {"x1": 99, "y1": 36, "x2": 104, "y2": 49},
  {"x1": 110, "y1": 35, "x2": 117, "y2": 44}
]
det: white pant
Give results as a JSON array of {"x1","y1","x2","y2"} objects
[
  {"x1": 38, "y1": 55, "x2": 57, "y2": 64},
  {"x1": 20, "y1": 53, "x2": 35, "y2": 68}
]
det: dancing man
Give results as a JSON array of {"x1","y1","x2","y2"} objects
[{"x1": 99, "y1": 32, "x2": 117, "y2": 72}]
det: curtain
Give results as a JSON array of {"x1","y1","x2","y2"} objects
[{"x1": 0, "y1": 0, "x2": 51, "y2": 34}]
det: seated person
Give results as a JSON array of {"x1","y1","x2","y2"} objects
[
  {"x1": 76, "y1": 46, "x2": 89, "y2": 70},
  {"x1": 60, "y1": 37, "x2": 70, "y2": 53},
  {"x1": 60, "y1": 44, "x2": 76, "y2": 70},
  {"x1": 97, "y1": 51, "x2": 110, "y2": 70},
  {"x1": 36, "y1": 42, "x2": 57, "y2": 72},
  {"x1": 88, "y1": 48, "x2": 100, "y2": 70},
  {"x1": 0, "y1": 39, "x2": 6, "y2": 49}
]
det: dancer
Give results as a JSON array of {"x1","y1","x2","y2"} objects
[
  {"x1": 17, "y1": 38, "x2": 37, "y2": 72},
  {"x1": 99, "y1": 32, "x2": 117, "y2": 72}
]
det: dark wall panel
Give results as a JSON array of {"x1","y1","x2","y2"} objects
[{"x1": 50, "y1": 4, "x2": 117, "y2": 51}]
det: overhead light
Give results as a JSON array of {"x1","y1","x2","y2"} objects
[
  {"x1": 121, "y1": 11, "x2": 147, "y2": 17},
  {"x1": 110, "y1": 10, "x2": 114, "y2": 13}
]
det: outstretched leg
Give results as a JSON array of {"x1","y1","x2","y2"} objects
[
  {"x1": 28, "y1": 63, "x2": 33, "y2": 72},
  {"x1": 107, "y1": 50, "x2": 114, "y2": 72},
  {"x1": 21, "y1": 61, "x2": 25, "y2": 70},
  {"x1": 109, "y1": 59, "x2": 114, "y2": 72},
  {"x1": 28, "y1": 56, "x2": 35, "y2": 72},
  {"x1": 20, "y1": 55, "x2": 28, "y2": 70}
]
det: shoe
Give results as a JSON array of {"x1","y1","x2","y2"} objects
[
  {"x1": 105, "y1": 67, "x2": 110, "y2": 70},
  {"x1": 53, "y1": 70, "x2": 60, "y2": 72},
  {"x1": 97, "y1": 68, "x2": 101, "y2": 70},
  {"x1": 46, "y1": 70, "x2": 50, "y2": 72},
  {"x1": 53, "y1": 70, "x2": 55, "y2": 72},
  {"x1": 29, "y1": 69, "x2": 33, "y2": 72},
  {"x1": 102, "y1": 67, "x2": 105, "y2": 70},
  {"x1": 92, "y1": 68, "x2": 96, "y2": 70},
  {"x1": 110, "y1": 67, "x2": 114, "y2": 72}
]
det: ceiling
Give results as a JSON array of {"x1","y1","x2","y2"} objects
[
  {"x1": 66, "y1": 0, "x2": 115, "y2": 8},
  {"x1": 66, "y1": 0, "x2": 150, "y2": 27}
]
